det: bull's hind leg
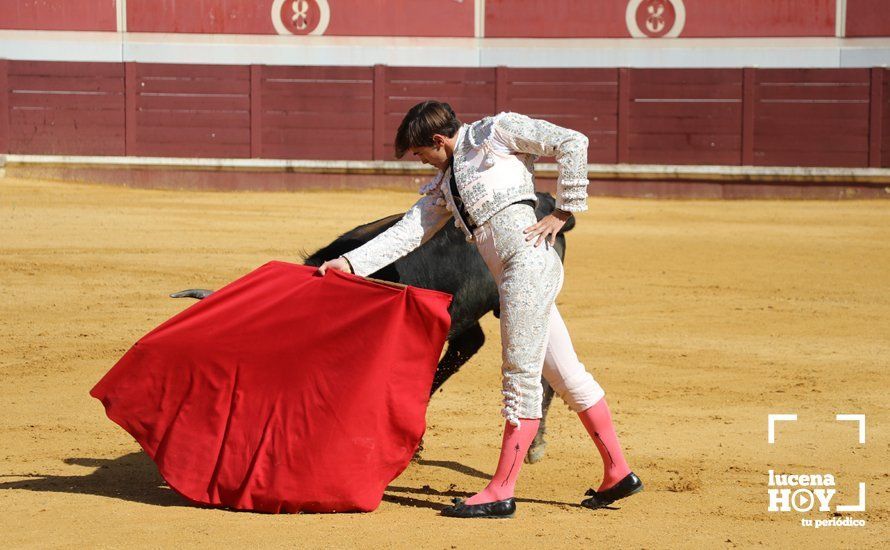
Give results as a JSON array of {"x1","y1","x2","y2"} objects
[
  {"x1": 429, "y1": 322, "x2": 486, "y2": 395},
  {"x1": 527, "y1": 379, "x2": 555, "y2": 464}
]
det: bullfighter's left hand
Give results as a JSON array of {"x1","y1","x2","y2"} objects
[{"x1": 524, "y1": 209, "x2": 572, "y2": 247}]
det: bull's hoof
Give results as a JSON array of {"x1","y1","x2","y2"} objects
[
  {"x1": 525, "y1": 440, "x2": 547, "y2": 464},
  {"x1": 170, "y1": 289, "x2": 214, "y2": 300}
]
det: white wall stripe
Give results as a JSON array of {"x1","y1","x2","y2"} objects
[
  {"x1": 1, "y1": 31, "x2": 889, "y2": 68},
  {"x1": 836, "y1": 0, "x2": 847, "y2": 38},
  {"x1": 475, "y1": 0, "x2": 486, "y2": 39},
  {"x1": 115, "y1": 0, "x2": 127, "y2": 33}
]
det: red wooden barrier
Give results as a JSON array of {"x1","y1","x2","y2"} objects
[
  {"x1": 3, "y1": 62, "x2": 890, "y2": 169},
  {"x1": 501, "y1": 68, "x2": 619, "y2": 164},
  {"x1": 250, "y1": 65, "x2": 262, "y2": 159},
  {"x1": 259, "y1": 65, "x2": 373, "y2": 160},
  {"x1": 0, "y1": 60, "x2": 8, "y2": 154},
  {"x1": 742, "y1": 68, "x2": 756, "y2": 165},
  {"x1": 883, "y1": 69, "x2": 890, "y2": 168},
  {"x1": 7, "y1": 61, "x2": 125, "y2": 155},
  {"x1": 0, "y1": 0, "x2": 116, "y2": 31},
  {"x1": 753, "y1": 69, "x2": 871, "y2": 167},
  {"x1": 129, "y1": 63, "x2": 251, "y2": 158},
  {"x1": 373, "y1": 65, "x2": 386, "y2": 161},
  {"x1": 869, "y1": 68, "x2": 884, "y2": 168},
  {"x1": 382, "y1": 67, "x2": 496, "y2": 159},
  {"x1": 626, "y1": 69, "x2": 743, "y2": 165},
  {"x1": 618, "y1": 69, "x2": 630, "y2": 163},
  {"x1": 846, "y1": 0, "x2": 890, "y2": 37}
]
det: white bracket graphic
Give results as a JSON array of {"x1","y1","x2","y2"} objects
[
  {"x1": 836, "y1": 414, "x2": 866, "y2": 444},
  {"x1": 768, "y1": 414, "x2": 797, "y2": 444},
  {"x1": 836, "y1": 482, "x2": 866, "y2": 512}
]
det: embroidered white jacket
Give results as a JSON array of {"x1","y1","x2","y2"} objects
[{"x1": 342, "y1": 112, "x2": 589, "y2": 277}]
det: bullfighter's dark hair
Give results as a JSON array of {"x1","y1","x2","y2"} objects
[{"x1": 394, "y1": 100, "x2": 462, "y2": 159}]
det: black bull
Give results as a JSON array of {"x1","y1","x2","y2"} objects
[{"x1": 171, "y1": 192, "x2": 574, "y2": 464}]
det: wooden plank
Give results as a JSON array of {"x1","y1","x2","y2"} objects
[
  {"x1": 261, "y1": 81, "x2": 372, "y2": 96},
  {"x1": 0, "y1": 60, "x2": 7, "y2": 154},
  {"x1": 262, "y1": 127, "x2": 374, "y2": 145},
  {"x1": 131, "y1": 142, "x2": 251, "y2": 158},
  {"x1": 262, "y1": 112, "x2": 372, "y2": 130},
  {"x1": 754, "y1": 116, "x2": 869, "y2": 135},
  {"x1": 754, "y1": 134, "x2": 869, "y2": 153},
  {"x1": 753, "y1": 150, "x2": 868, "y2": 168},
  {"x1": 869, "y1": 68, "x2": 884, "y2": 168},
  {"x1": 136, "y1": 126, "x2": 251, "y2": 145},
  {"x1": 10, "y1": 123, "x2": 123, "y2": 140},
  {"x1": 507, "y1": 82, "x2": 618, "y2": 101},
  {"x1": 630, "y1": 83, "x2": 743, "y2": 100},
  {"x1": 505, "y1": 98, "x2": 617, "y2": 116},
  {"x1": 9, "y1": 75, "x2": 124, "y2": 94},
  {"x1": 755, "y1": 68, "x2": 871, "y2": 84},
  {"x1": 884, "y1": 69, "x2": 890, "y2": 167},
  {"x1": 9, "y1": 61, "x2": 123, "y2": 78},
  {"x1": 627, "y1": 149, "x2": 742, "y2": 166},
  {"x1": 262, "y1": 94, "x2": 372, "y2": 112},
  {"x1": 629, "y1": 115, "x2": 740, "y2": 134},
  {"x1": 262, "y1": 142, "x2": 374, "y2": 161},
  {"x1": 506, "y1": 68, "x2": 617, "y2": 82},
  {"x1": 373, "y1": 64, "x2": 386, "y2": 160},
  {"x1": 617, "y1": 68, "x2": 629, "y2": 163},
  {"x1": 136, "y1": 63, "x2": 250, "y2": 80},
  {"x1": 630, "y1": 101, "x2": 741, "y2": 118},
  {"x1": 251, "y1": 65, "x2": 262, "y2": 159},
  {"x1": 631, "y1": 69, "x2": 742, "y2": 85},
  {"x1": 125, "y1": 62, "x2": 137, "y2": 156},
  {"x1": 628, "y1": 133, "x2": 742, "y2": 151},
  {"x1": 757, "y1": 85, "x2": 870, "y2": 101},
  {"x1": 136, "y1": 110, "x2": 249, "y2": 128},
  {"x1": 742, "y1": 68, "x2": 756, "y2": 165},
  {"x1": 137, "y1": 77, "x2": 250, "y2": 96},
  {"x1": 11, "y1": 133, "x2": 125, "y2": 156},
  {"x1": 261, "y1": 66, "x2": 373, "y2": 81},
  {"x1": 9, "y1": 93, "x2": 124, "y2": 110},
  {"x1": 12, "y1": 108, "x2": 125, "y2": 128},
  {"x1": 136, "y1": 95, "x2": 250, "y2": 111},
  {"x1": 386, "y1": 66, "x2": 495, "y2": 82},
  {"x1": 755, "y1": 102, "x2": 870, "y2": 119},
  {"x1": 385, "y1": 81, "x2": 496, "y2": 99},
  {"x1": 386, "y1": 97, "x2": 496, "y2": 116}
]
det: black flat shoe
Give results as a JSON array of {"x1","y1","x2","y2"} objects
[
  {"x1": 441, "y1": 497, "x2": 516, "y2": 518},
  {"x1": 581, "y1": 472, "x2": 643, "y2": 509}
]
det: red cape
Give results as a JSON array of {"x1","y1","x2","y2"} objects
[{"x1": 91, "y1": 261, "x2": 452, "y2": 513}]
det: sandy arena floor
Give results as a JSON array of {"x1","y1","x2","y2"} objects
[{"x1": 0, "y1": 176, "x2": 887, "y2": 548}]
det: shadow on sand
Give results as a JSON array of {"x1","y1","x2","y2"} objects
[
  {"x1": 2, "y1": 452, "x2": 586, "y2": 512},
  {"x1": 0, "y1": 452, "x2": 187, "y2": 508}
]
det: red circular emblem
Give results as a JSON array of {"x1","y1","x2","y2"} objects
[
  {"x1": 280, "y1": 0, "x2": 322, "y2": 35},
  {"x1": 635, "y1": 0, "x2": 677, "y2": 38}
]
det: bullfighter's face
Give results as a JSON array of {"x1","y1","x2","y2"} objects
[{"x1": 408, "y1": 134, "x2": 452, "y2": 171}]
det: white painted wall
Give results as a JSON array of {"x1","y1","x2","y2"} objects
[{"x1": 0, "y1": 30, "x2": 888, "y2": 68}]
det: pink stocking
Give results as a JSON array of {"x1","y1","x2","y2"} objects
[
  {"x1": 578, "y1": 398, "x2": 632, "y2": 492},
  {"x1": 464, "y1": 419, "x2": 540, "y2": 505}
]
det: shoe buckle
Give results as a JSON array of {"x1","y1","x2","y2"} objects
[{"x1": 584, "y1": 489, "x2": 596, "y2": 497}]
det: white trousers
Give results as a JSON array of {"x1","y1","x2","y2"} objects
[{"x1": 473, "y1": 203, "x2": 604, "y2": 426}]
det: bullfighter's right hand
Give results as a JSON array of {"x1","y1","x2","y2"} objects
[{"x1": 317, "y1": 257, "x2": 353, "y2": 275}]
